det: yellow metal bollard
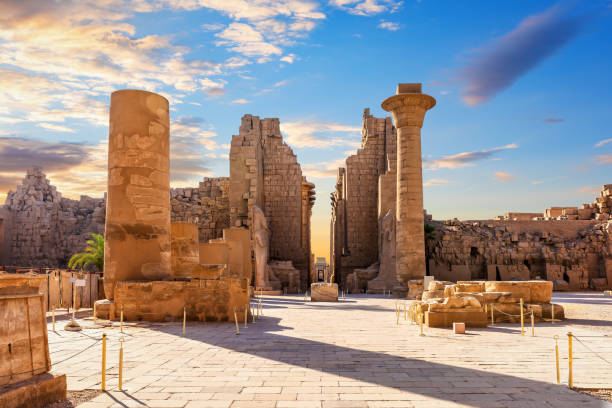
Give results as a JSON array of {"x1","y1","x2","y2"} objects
[
  {"x1": 244, "y1": 307, "x2": 248, "y2": 328},
  {"x1": 484, "y1": 303, "x2": 487, "y2": 315},
  {"x1": 520, "y1": 298, "x2": 524, "y2": 336},
  {"x1": 551, "y1": 304, "x2": 555, "y2": 324},
  {"x1": 491, "y1": 306, "x2": 494, "y2": 324},
  {"x1": 554, "y1": 335, "x2": 560, "y2": 384},
  {"x1": 182, "y1": 307, "x2": 186, "y2": 335},
  {"x1": 259, "y1": 299, "x2": 263, "y2": 316},
  {"x1": 251, "y1": 303, "x2": 256, "y2": 323},
  {"x1": 568, "y1": 332, "x2": 573, "y2": 388},
  {"x1": 101, "y1": 333, "x2": 107, "y2": 391},
  {"x1": 52, "y1": 308, "x2": 55, "y2": 332},
  {"x1": 93, "y1": 302, "x2": 97, "y2": 324},
  {"x1": 118, "y1": 338, "x2": 124, "y2": 391},
  {"x1": 120, "y1": 306, "x2": 124, "y2": 333},
  {"x1": 419, "y1": 304, "x2": 424, "y2": 336},
  {"x1": 531, "y1": 311, "x2": 534, "y2": 336},
  {"x1": 234, "y1": 310, "x2": 240, "y2": 335}
]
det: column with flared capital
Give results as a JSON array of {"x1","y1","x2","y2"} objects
[{"x1": 382, "y1": 84, "x2": 435, "y2": 284}]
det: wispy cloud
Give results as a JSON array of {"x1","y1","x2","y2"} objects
[
  {"x1": 280, "y1": 121, "x2": 362, "y2": 148},
  {"x1": 37, "y1": 123, "x2": 76, "y2": 133},
  {"x1": 424, "y1": 144, "x2": 518, "y2": 169},
  {"x1": 232, "y1": 99, "x2": 250, "y2": 104},
  {"x1": 578, "y1": 186, "x2": 599, "y2": 194},
  {"x1": 378, "y1": 21, "x2": 400, "y2": 31},
  {"x1": 531, "y1": 180, "x2": 543, "y2": 185},
  {"x1": 301, "y1": 158, "x2": 346, "y2": 179},
  {"x1": 595, "y1": 138, "x2": 612, "y2": 148},
  {"x1": 594, "y1": 154, "x2": 612, "y2": 165},
  {"x1": 423, "y1": 178, "x2": 450, "y2": 187},
  {"x1": 330, "y1": 0, "x2": 402, "y2": 16},
  {"x1": 459, "y1": 3, "x2": 592, "y2": 105},
  {"x1": 494, "y1": 171, "x2": 514, "y2": 182},
  {"x1": 542, "y1": 118, "x2": 564, "y2": 123}
]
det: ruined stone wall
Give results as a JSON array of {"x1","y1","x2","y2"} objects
[
  {"x1": 1, "y1": 168, "x2": 105, "y2": 268},
  {"x1": 426, "y1": 219, "x2": 612, "y2": 290},
  {"x1": 330, "y1": 108, "x2": 396, "y2": 286},
  {"x1": 171, "y1": 177, "x2": 230, "y2": 243},
  {"x1": 1, "y1": 169, "x2": 229, "y2": 269},
  {"x1": 229, "y1": 114, "x2": 315, "y2": 289}
]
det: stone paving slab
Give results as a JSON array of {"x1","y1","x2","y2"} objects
[{"x1": 47, "y1": 294, "x2": 612, "y2": 407}]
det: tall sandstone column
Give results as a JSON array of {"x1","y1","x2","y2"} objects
[
  {"x1": 382, "y1": 84, "x2": 435, "y2": 284},
  {"x1": 104, "y1": 90, "x2": 171, "y2": 299}
]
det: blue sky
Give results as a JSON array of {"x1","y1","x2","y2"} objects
[{"x1": 0, "y1": 0, "x2": 611, "y2": 258}]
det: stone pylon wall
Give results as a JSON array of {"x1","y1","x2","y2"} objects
[
  {"x1": 330, "y1": 109, "x2": 396, "y2": 286},
  {"x1": 229, "y1": 114, "x2": 314, "y2": 290}
]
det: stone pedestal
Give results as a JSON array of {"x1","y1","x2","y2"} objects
[
  {"x1": 171, "y1": 222, "x2": 199, "y2": 278},
  {"x1": 104, "y1": 90, "x2": 171, "y2": 299},
  {"x1": 382, "y1": 84, "x2": 435, "y2": 284},
  {"x1": 311, "y1": 283, "x2": 338, "y2": 302},
  {"x1": 0, "y1": 273, "x2": 66, "y2": 407}
]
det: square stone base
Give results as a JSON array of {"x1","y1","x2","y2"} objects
[
  {"x1": 311, "y1": 283, "x2": 338, "y2": 302},
  {"x1": 96, "y1": 278, "x2": 250, "y2": 322},
  {"x1": 0, "y1": 373, "x2": 66, "y2": 408},
  {"x1": 425, "y1": 310, "x2": 488, "y2": 328}
]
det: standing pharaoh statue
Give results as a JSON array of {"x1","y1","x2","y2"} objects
[{"x1": 253, "y1": 206, "x2": 271, "y2": 289}]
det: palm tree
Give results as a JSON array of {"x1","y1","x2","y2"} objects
[{"x1": 68, "y1": 233, "x2": 104, "y2": 271}]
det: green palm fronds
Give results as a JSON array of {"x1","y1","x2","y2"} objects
[{"x1": 68, "y1": 233, "x2": 104, "y2": 271}]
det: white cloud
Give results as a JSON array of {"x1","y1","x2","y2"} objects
[
  {"x1": 594, "y1": 154, "x2": 612, "y2": 165},
  {"x1": 232, "y1": 99, "x2": 250, "y2": 104},
  {"x1": 423, "y1": 178, "x2": 449, "y2": 187},
  {"x1": 378, "y1": 21, "x2": 400, "y2": 31},
  {"x1": 215, "y1": 23, "x2": 283, "y2": 57},
  {"x1": 281, "y1": 54, "x2": 297, "y2": 63},
  {"x1": 494, "y1": 171, "x2": 514, "y2": 182},
  {"x1": 330, "y1": 0, "x2": 402, "y2": 16},
  {"x1": 280, "y1": 121, "x2": 362, "y2": 148},
  {"x1": 595, "y1": 138, "x2": 612, "y2": 148},
  {"x1": 274, "y1": 80, "x2": 289, "y2": 87},
  {"x1": 37, "y1": 123, "x2": 76, "y2": 133},
  {"x1": 202, "y1": 23, "x2": 224, "y2": 31},
  {"x1": 302, "y1": 158, "x2": 346, "y2": 179}
]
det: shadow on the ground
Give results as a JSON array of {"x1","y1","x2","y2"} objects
[{"x1": 137, "y1": 302, "x2": 604, "y2": 408}]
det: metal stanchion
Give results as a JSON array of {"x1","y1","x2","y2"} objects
[
  {"x1": 520, "y1": 298, "x2": 524, "y2": 336},
  {"x1": 120, "y1": 306, "x2": 124, "y2": 333},
  {"x1": 567, "y1": 332, "x2": 573, "y2": 388},
  {"x1": 244, "y1": 307, "x2": 248, "y2": 328},
  {"x1": 52, "y1": 308, "x2": 55, "y2": 332},
  {"x1": 101, "y1": 333, "x2": 107, "y2": 391},
  {"x1": 234, "y1": 310, "x2": 240, "y2": 335},
  {"x1": 419, "y1": 304, "x2": 424, "y2": 336},
  {"x1": 182, "y1": 307, "x2": 186, "y2": 335},
  {"x1": 93, "y1": 302, "x2": 97, "y2": 324},
  {"x1": 554, "y1": 335, "x2": 560, "y2": 384},
  {"x1": 531, "y1": 311, "x2": 534, "y2": 336},
  {"x1": 491, "y1": 306, "x2": 494, "y2": 324},
  {"x1": 118, "y1": 338, "x2": 124, "y2": 391}
]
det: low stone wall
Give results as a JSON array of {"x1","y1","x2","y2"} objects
[{"x1": 110, "y1": 278, "x2": 250, "y2": 322}]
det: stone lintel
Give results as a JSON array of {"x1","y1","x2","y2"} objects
[{"x1": 396, "y1": 83, "x2": 422, "y2": 94}]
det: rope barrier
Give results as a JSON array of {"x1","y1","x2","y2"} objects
[
  {"x1": 572, "y1": 335, "x2": 612, "y2": 366},
  {"x1": 0, "y1": 337, "x2": 102, "y2": 379}
]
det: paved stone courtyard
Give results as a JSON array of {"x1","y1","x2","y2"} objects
[{"x1": 48, "y1": 293, "x2": 612, "y2": 408}]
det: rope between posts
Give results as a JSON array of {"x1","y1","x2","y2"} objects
[
  {"x1": 0, "y1": 337, "x2": 102, "y2": 379},
  {"x1": 491, "y1": 306, "x2": 524, "y2": 318},
  {"x1": 572, "y1": 335, "x2": 612, "y2": 366}
]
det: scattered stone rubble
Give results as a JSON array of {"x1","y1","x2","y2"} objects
[{"x1": 411, "y1": 279, "x2": 563, "y2": 328}]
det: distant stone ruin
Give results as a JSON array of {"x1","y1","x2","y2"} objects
[
  {"x1": 330, "y1": 83, "x2": 612, "y2": 295},
  {"x1": 0, "y1": 106, "x2": 315, "y2": 295}
]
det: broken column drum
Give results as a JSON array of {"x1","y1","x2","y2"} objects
[
  {"x1": 382, "y1": 84, "x2": 435, "y2": 283},
  {"x1": 104, "y1": 90, "x2": 171, "y2": 299}
]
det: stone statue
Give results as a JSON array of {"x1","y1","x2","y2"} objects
[
  {"x1": 367, "y1": 210, "x2": 399, "y2": 293},
  {"x1": 253, "y1": 206, "x2": 270, "y2": 289}
]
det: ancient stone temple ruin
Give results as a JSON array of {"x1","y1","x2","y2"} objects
[
  {"x1": 331, "y1": 83, "x2": 436, "y2": 295},
  {"x1": 230, "y1": 114, "x2": 315, "y2": 290},
  {"x1": 330, "y1": 83, "x2": 612, "y2": 295}
]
